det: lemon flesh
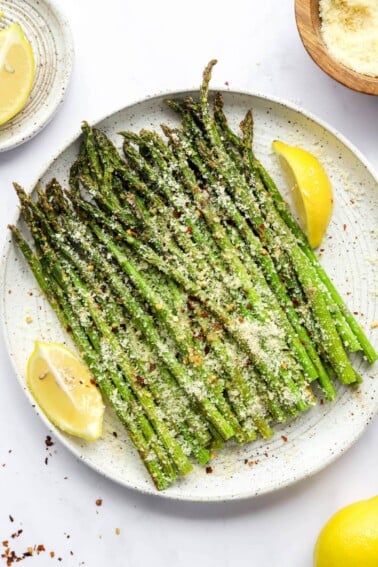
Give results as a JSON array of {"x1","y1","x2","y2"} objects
[
  {"x1": 272, "y1": 140, "x2": 333, "y2": 249},
  {"x1": 314, "y1": 496, "x2": 378, "y2": 567},
  {"x1": 0, "y1": 22, "x2": 35, "y2": 126},
  {"x1": 27, "y1": 341, "x2": 105, "y2": 441}
]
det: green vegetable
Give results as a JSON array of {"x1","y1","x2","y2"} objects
[{"x1": 10, "y1": 61, "x2": 376, "y2": 490}]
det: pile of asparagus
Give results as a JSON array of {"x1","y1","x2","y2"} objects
[{"x1": 10, "y1": 61, "x2": 377, "y2": 490}]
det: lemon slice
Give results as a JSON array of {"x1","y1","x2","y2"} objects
[
  {"x1": 0, "y1": 22, "x2": 35, "y2": 126},
  {"x1": 314, "y1": 495, "x2": 378, "y2": 567},
  {"x1": 27, "y1": 341, "x2": 105, "y2": 441},
  {"x1": 272, "y1": 140, "x2": 333, "y2": 249}
]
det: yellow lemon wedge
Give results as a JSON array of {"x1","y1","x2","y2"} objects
[
  {"x1": 27, "y1": 341, "x2": 105, "y2": 441},
  {"x1": 0, "y1": 22, "x2": 35, "y2": 126},
  {"x1": 314, "y1": 495, "x2": 378, "y2": 567},
  {"x1": 272, "y1": 140, "x2": 333, "y2": 249}
]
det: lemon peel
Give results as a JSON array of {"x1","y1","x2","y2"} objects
[
  {"x1": 272, "y1": 140, "x2": 333, "y2": 249},
  {"x1": 314, "y1": 495, "x2": 378, "y2": 567},
  {"x1": 27, "y1": 341, "x2": 105, "y2": 441},
  {"x1": 0, "y1": 22, "x2": 35, "y2": 125}
]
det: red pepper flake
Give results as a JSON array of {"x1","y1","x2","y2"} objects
[
  {"x1": 10, "y1": 530, "x2": 22, "y2": 539},
  {"x1": 281, "y1": 435, "x2": 288, "y2": 442},
  {"x1": 213, "y1": 324, "x2": 222, "y2": 331},
  {"x1": 172, "y1": 210, "x2": 182, "y2": 219},
  {"x1": 149, "y1": 363, "x2": 157, "y2": 372},
  {"x1": 136, "y1": 376, "x2": 145, "y2": 386},
  {"x1": 36, "y1": 545, "x2": 45, "y2": 554},
  {"x1": 320, "y1": 399, "x2": 324, "y2": 405},
  {"x1": 2, "y1": 541, "x2": 8, "y2": 547},
  {"x1": 95, "y1": 499, "x2": 102, "y2": 506},
  {"x1": 50, "y1": 551, "x2": 55, "y2": 558},
  {"x1": 186, "y1": 226, "x2": 193, "y2": 234},
  {"x1": 246, "y1": 303, "x2": 252, "y2": 310},
  {"x1": 45, "y1": 436, "x2": 54, "y2": 447},
  {"x1": 206, "y1": 466, "x2": 213, "y2": 474},
  {"x1": 199, "y1": 312, "x2": 209, "y2": 318},
  {"x1": 66, "y1": 325, "x2": 72, "y2": 333},
  {"x1": 353, "y1": 311, "x2": 358, "y2": 315},
  {"x1": 7, "y1": 551, "x2": 18, "y2": 564},
  {"x1": 343, "y1": 224, "x2": 347, "y2": 231}
]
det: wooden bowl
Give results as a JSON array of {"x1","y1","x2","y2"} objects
[{"x1": 295, "y1": 0, "x2": 378, "y2": 95}]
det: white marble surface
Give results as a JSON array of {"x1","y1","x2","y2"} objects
[{"x1": 0, "y1": 1, "x2": 377, "y2": 565}]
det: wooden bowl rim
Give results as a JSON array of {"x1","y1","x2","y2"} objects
[{"x1": 295, "y1": 0, "x2": 378, "y2": 96}]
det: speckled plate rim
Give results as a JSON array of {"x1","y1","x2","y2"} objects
[
  {"x1": 0, "y1": 0, "x2": 74, "y2": 152},
  {"x1": 1, "y1": 87, "x2": 377, "y2": 502}
]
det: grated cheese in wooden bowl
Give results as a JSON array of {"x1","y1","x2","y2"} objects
[{"x1": 319, "y1": 0, "x2": 378, "y2": 78}]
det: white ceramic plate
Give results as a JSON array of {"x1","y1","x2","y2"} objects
[
  {"x1": 0, "y1": 0, "x2": 74, "y2": 152},
  {"x1": 1, "y1": 90, "x2": 377, "y2": 501}
]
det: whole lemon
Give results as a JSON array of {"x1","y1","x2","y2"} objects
[{"x1": 314, "y1": 496, "x2": 378, "y2": 567}]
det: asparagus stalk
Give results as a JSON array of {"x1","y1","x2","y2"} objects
[
  {"x1": 14, "y1": 188, "x2": 196, "y2": 475},
  {"x1": 9, "y1": 224, "x2": 176, "y2": 490},
  {"x1": 169, "y1": 63, "x2": 360, "y2": 385},
  {"x1": 210, "y1": 90, "x2": 374, "y2": 365}
]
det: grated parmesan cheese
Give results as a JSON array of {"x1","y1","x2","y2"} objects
[{"x1": 319, "y1": 0, "x2": 378, "y2": 77}]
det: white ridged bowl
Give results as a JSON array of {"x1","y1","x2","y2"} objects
[
  {"x1": 1, "y1": 90, "x2": 377, "y2": 501},
  {"x1": 0, "y1": 0, "x2": 74, "y2": 152}
]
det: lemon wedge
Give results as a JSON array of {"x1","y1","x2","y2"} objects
[
  {"x1": 27, "y1": 341, "x2": 105, "y2": 441},
  {"x1": 272, "y1": 140, "x2": 333, "y2": 249},
  {"x1": 314, "y1": 495, "x2": 378, "y2": 567},
  {"x1": 0, "y1": 22, "x2": 35, "y2": 126}
]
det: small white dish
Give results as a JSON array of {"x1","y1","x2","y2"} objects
[{"x1": 0, "y1": 0, "x2": 74, "y2": 152}]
